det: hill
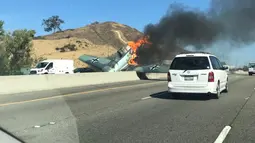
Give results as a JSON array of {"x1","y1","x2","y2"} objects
[
  {"x1": 38, "y1": 21, "x2": 143, "y2": 49},
  {"x1": 32, "y1": 21, "x2": 143, "y2": 67},
  {"x1": 32, "y1": 21, "x2": 187, "y2": 68}
]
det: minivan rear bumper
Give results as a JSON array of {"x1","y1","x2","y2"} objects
[{"x1": 168, "y1": 82, "x2": 217, "y2": 94}]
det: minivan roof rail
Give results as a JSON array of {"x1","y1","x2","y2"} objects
[{"x1": 180, "y1": 51, "x2": 211, "y2": 54}]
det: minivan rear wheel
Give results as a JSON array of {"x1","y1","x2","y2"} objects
[
  {"x1": 212, "y1": 82, "x2": 220, "y2": 99},
  {"x1": 223, "y1": 80, "x2": 228, "y2": 93}
]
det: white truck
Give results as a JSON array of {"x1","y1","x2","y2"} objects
[
  {"x1": 30, "y1": 59, "x2": 74, "y2": 75},
  {"x1": 248, "y1": 62, "x2": 255, "y2": 76}
]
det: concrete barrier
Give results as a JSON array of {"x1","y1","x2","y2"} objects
[
  {"x1": 144, "y1": 73, "x2": 167, "y2": 80},
  {"x1": 233, "y1": 70, "x2": 247, "y2": 75},
  {"x1": 0, "y1": 71, "x2": 140, "y2": 95}
]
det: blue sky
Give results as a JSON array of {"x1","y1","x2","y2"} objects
[
  {"x1": 0, "y1": 0, "x2": 253, "y2": 66},
  {"x1": 0, "y1": 0, "x2": 209, "y2": 35}
]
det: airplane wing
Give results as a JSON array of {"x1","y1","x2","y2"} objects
[
  {"x1": 133, "y1": 64, "x2": 169, "y2": 73},
  {"x1": 79, "y1": 55, "x2": 111, "y2": 71}
]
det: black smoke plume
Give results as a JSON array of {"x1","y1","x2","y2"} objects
[
  {"x1": 209, "y1": 0, "x2": 255, "y2": 43},
  {"x1": 136, "y1": 0, "x2": 255, "y2": 65}
]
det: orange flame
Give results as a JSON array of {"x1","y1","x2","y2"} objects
[{"x1": 127, "y1": 36, "x2": 151, "y2": 66}]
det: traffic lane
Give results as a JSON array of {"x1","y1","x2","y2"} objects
[
  {"x1": 0, "y1": 73, "x2": 242, "y2": 104},
  {"x1": 228, "y1": 74, "x2": 248, "y2": 83},
  {"x1": 225, "y1": 82, "x2": 255, "y2": 142},
  {"x1": 0, "y1": 74, "x2": 248, "y2": 143},
  {"x1": 0, "y1": 74, "x2": 243, "y2": 121},
  {"x1": 71, "y1": 75, "x2": 254, "y2": 143},
  {"x1": 62, "y1": 73, "x2": 246, "y2": 142},
  {"x1": 0, "y1": 80, "x2": 164, "y2": 104},
  {"x1": 0, "y1": 81, "x2": 166, "y2": 143}
]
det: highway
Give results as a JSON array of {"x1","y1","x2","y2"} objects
[{"x1": 0, "y1": 74, "x2": 255, "y2": 143}]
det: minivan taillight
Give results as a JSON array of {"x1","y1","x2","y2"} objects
[
  {"x1": 208, "y1": 72, "x2": 214, "y2": 82},
  {"x1": 167, "y1": 72, "x2": 171, "y2": 82}
]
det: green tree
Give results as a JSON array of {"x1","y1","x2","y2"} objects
[
  {"x1": 243, "y1": 65, "x2": 248, "y2": 71},
  {"x1": 4, "y1": 29, "x2": 36, "y2": 74},
  {"x1": 0, "y1": 20, "x2": 37, "y2": 75},
  {"x1": 0, "y1": 20, "x2": 9, "y2": 75},
  {"x1": 0, "y1": 20, "x2": 4, "y2": 39},
  {"x1": 42, "y1": 15, "x2": 64, "y2": 33}
]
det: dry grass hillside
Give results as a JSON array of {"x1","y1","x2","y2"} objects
[
  {"x1": 32, "y1": 21, "x2": 143, "y2": 67},
  {"x1": 32, "y1": 38, "x2": 117, "y2": 67},
  {"x1": 32, "y1": 21, "x2": 189, "y2": 68}
]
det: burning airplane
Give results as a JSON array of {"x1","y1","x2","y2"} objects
[{"x1": 78, "y1": 36, "x2": 169, "y2": 73}]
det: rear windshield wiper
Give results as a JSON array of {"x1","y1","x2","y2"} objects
[{"x1": 183, "y1": 69, "x2": 188, "y2": 73}]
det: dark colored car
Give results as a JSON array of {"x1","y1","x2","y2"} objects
[{"x1": 73, "y1": 68, "x2": 96, "y2": 73}]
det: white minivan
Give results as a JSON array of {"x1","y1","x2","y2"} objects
[
  {"x1": 30, "y1": 59, "x2": 74, "y2": 75},
  {"x1": 167, "y1": 52, "x2": 229, "y2": 99}
]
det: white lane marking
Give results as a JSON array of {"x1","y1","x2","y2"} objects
[
  {"x1": 245, "y1": 97, "x2": 250, "y2": 100},
  {"x1": 141, "y1": 97, "x2": 152, "y2": 100},
  {"x1": 214, "y1": 125, "x2": 232, "y2": 143},
  {"x1": 49, "y1": 122, "x2": 56, "y2": 125}
]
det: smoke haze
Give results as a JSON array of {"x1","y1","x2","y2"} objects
[{"x1": 136, "y1": 0, "x2": 255, "y2": 65}]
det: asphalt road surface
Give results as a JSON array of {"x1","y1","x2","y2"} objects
[{"x1": 0, "y1": 74, "x2": 255, "y2": 143}]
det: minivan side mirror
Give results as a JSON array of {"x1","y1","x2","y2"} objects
[{"x1": 221, "y1": 67, "x2": 228, "y2": 70}]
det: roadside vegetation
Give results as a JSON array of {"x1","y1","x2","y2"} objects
[
  {"x1": 0, "y1": 20, "x2": 40, "y2": 75},
  {"x1": 42, "y1": 15, "x2": 65, "y2": 33}
]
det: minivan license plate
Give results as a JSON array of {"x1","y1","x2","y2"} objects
[{"x1": 184, "y1": 76, "x2": 193, "y2": 81}]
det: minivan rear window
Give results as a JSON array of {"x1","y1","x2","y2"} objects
[{"x1": 170, "y1": 56, "x2": 210, "y2": 70}]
